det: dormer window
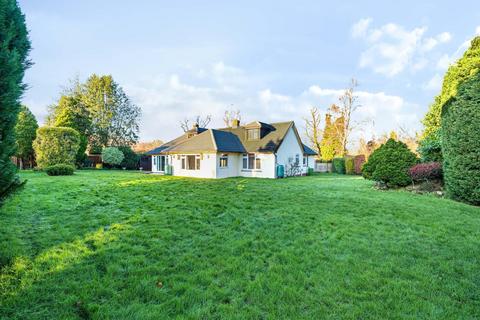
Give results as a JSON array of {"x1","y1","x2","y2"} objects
[{"x1": 247, "y1": 128, "x2": 260, "y2": 140}]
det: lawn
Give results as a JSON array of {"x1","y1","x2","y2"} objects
[{"x1": 1, "y1": 171, "x2": 479, "y2": 319}]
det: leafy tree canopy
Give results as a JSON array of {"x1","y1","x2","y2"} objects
[{"x1": 0, "y1": 0, "x2": 31, "y2": 195}]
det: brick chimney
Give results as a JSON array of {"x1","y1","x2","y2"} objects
[{"x1": 231, "y1": 119, "x2": 240, "y2": 128}]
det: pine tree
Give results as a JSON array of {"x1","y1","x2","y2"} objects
[{"x1": 0, "y1": 0, "x2": 31, "y2": 196}]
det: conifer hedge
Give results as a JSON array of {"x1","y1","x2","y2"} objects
[{"x1": 441, "y1": 72, "x2": 480, "y2": 205}]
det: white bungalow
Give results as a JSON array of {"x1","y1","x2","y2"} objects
[{"x1": 146, "y1": 119, "x2": 317, "y2": 178}]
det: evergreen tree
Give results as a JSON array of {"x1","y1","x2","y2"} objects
[
  {"x1": 0, "y1": 0, "x2": 31, "y2": 196},
  {"x1": 14, "y1": 105, "x2": 38, "y2": 168},
  {"x1": 422, "y1": 36, "x2": 480, "y2": 139}
]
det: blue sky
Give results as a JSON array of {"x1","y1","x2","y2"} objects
[{"x1": 19, "y1": 0, "x2": 480, "y2": 145}]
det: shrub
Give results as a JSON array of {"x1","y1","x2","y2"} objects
[
  {"x1": 96, "y1": 163, "x2": 103, "y2": 169},
  {"x1": 409, "y1": 162, "x2": 443, "y2": 182},
  {"x1": 441, "y1": 71, "x2": 480, "y2": 205},
  {"x1": 118, "y1": 146, "x2": 139, "y2": 170},
  {"x1": 33, "y1": 127, "x2": 80, "y2": 169},
  {"x1": 418, "y1": 133, "x2": 442, "y2": 163},
  {"x1": 354, "y1": 155, "x2": 366, "y2": 175},
  {"x1": 362, "y1": 139, "x2": 418, "y2": 187},
  {"x1": 332, "y1": 157, "x2": 345, "y2": 174},
  {"x1": 102, "y1": 147, "x2": 124, "y2": 166},
  {"x1": 45, "y1": 164, "x2": 75, "y2": 176},
  {"x1": 345, "y1": 157, "x2": 355, "y2": 175}
]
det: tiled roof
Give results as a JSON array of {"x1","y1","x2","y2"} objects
[{"x1": 147, "y1": 121, "x2": 301, "y2": 154}]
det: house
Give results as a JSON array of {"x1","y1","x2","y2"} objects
[{"x1": 146, "y1": 119, "x2": 317, "y2": 178}]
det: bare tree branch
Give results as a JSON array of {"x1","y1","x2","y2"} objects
[{"x1": 303, "y1": 107, "x2": 322, "y2": 157}]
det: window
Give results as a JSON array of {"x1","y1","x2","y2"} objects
[
  {"x1": 219, "y1": 154, "x2": 228, "y2": 168},
  {"x1": 248, "y1": 153, "x2": 255, "y2": 169},
  {"x1": 183, "y1": 155, "x2": 200, "y2": 170},
  {"x1": 303, "y1": 156, "x2": 307, "y2": 166},
  {"x1": 295, "y1": 154, "x2": 300, "y2": 165},
  {"x1": 243, "y1": 153, "x2": 261, "y2": 170},
  {"x1": 247, "y1": 129, "x2": 260, "y2": 140},
  {"x1": 255, "y1": 157, "x2": 261, "y2": 169}
]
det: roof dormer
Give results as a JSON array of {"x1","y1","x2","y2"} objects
[{"x1": 244, "y1": 121, "x2": 275, "y2": 140}]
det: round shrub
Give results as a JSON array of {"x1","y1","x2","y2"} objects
[
  {"x1": 33, "y1": 126, "x2": 80, "y2": 169},
  {"x1": 332, "y1": 157, "x2": 345, "y2": 174},
  {"x1": 409, "y1": 162, "x2": 443, "y2": 182},
  {"x1": 354, "y1": 155, "x2": 366, "y2": 175},
  {"x1": 102, "y1": 147, "x2": 124, "y2": 167},
  {"x1": 118, "y1": 146, "x2": 139, "y2": 170},
  {"x1": 45, "y1": 164, "x2": 75, "y2": 176},
  {"x1": 345, "y1": 157, "x2": 355, "y2": 175},
  {"x1": 441, "y1": 72, "x2": 480, "y2": 205},
  {"x1": 362, "y1": 139, "x2": 418, "y2": 187}
]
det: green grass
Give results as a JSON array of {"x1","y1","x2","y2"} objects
[{"x1": 1, "y1": 171, "x2": 480, "y2": 319}]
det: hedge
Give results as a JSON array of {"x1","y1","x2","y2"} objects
[
  {"x1": 441, "y1": 72, "x2": 480, "y2": 205},
  {"x1": 45, "y1": 164, "x2": 75, "y2": 176},
  {"x1": 354, "y1": 155, "x2": 366, "y2": 175},
  {"x1": 332, "y1": 157, "x2": 345, "y2": 174},
  {"x1": 345, "y1": 157, "x2": 355, "y2": 175},
  {"x1": 33, "y1": 127, "x2": 80, "y2": 169}
]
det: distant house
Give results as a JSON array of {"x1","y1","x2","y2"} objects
[{"x1": 146, "y1": 119, "x2": 317, "y2": 178}]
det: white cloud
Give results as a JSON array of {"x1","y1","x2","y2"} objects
[
  {"x1": 476, "y1": 26, "x2": 480, "y2": 35},
  {"x1": 351, "y1": 18, "x2": 372, "y2": 38},
  {"x1": 352, "y1": 18, "x2": 451, "y2": 76},
  {"x1": 125, "y1": 63, "x2": 421, "y2": 150}
]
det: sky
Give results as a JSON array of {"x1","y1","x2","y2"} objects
[{"x1": 18, "y1": 0, "x2": 480, "y2": 146}]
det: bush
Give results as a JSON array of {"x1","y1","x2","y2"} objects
[
  {"x1": 102, "y1": 147, "x2": 124, "y2": 166},
  {"x1": 33, "y1": 127, "x2": 80, "y2": 169},
  {"x1": 441, "y1": 72, "x2": 480, "y2": 205},
  {"x1": 409, "y1": 162, "x2": 443, "y2": 182},
  {"x1": 362, "y1": 139, "x2": 418, "y2": 187},
  {"x1": 345, "y1": 157, "x2": 354, "y2": 174},
  {"x1": 354, "y1": 155, "x2": 366, "y2": 175},
  {"x1": 418, "y1": 133, "x2": 442, "y2": 163},
  {"x1": 332, "y1": 158, "x2": 345, "y2": 174},
  {"x1": 45, "y1": 164, "x2": 75, "y2": 176},
  {"x1": 118, "y1": 146, "x2": 139, "y2": 170},
  {"x1": 96, "y1": 163, "x2": 103, "y2": 169}
]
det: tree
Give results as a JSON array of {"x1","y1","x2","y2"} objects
[
  {"x1": 223, "y1": 109, "x2": 241, "y2": 127},
  {"x1": 14, "y1": 106, "x2": 38, "y2": 169},
  {"x1": 422, "y1": 36, "x2": 480, "y2": 140},
  {"x1": 320, "y1": 112, "x2": 343, "y2": 161},
  {"x1": 441, "y1": 72, "x2": 480, "y2": 205},
  {"x1": 180, "y1": 115, "x2": 211, "y2": 132},
  {"x1": 332, "y1": 78, "x2": 362, "y2": 155},
  {"x1": 0, "y1": 0, "x2": 31, "y2": 196},
  {"x1": 33, "y1": 127, "x2": 81, "y2": 169},
  {"x1": 101, "y1": 147, "x2": 124, "y2": 167},
  {"x1": 303, "y1": 107, "x2": 322, "y2": 158},
  {"x1": 82, "y1": 74, "x2": 141, "y2": 150},
  {"x1": 52, "y1": 95, "x2": 90, "y2": 166}
]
